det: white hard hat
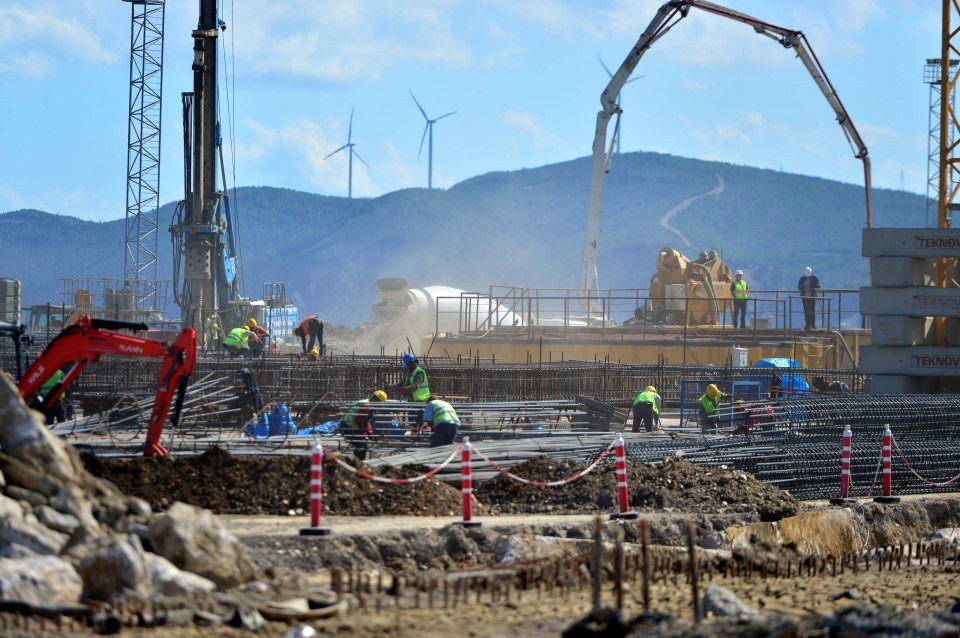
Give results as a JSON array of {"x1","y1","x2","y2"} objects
[
  {"x1": 735, "y1": 270, "x2": 743, "y2": 276},
  {"x1": 804, "y1": 266, "x2": 813, "y2": 275}
]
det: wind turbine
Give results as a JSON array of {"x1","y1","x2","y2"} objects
[
  {"x1": 410, "y1": 90, "x2": 456, "y2": 189},
  {"x1": 323, "y1": 107, "x2": 367, "y2": 198},
  {"x1": 597, "y1": 55, "x2": 645, "y2": 154}
]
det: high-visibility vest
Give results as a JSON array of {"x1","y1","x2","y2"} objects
[
  {"x1": 428, "y1": 399, "x2": 460, "y2": 425},
  {"x1": 342, "y1": 399, "x2": 373, "y2": 435},
  {"x1": 405, "y1": 366, "x2": 431, "y2": 401},
  {"x1": 699, "y1": 393, "x2": 720, "y2": 415},
  {"x1": 733, "y1": 280, "x2": 748, "y2": 299},
  {"x1": 40, "y1": 369, "x2": 63, "y2": 395},
  {"x1": 632, "y1": 390, "x2": 660, "y2": 415},
  {"x1": 297, "y1": 315, "x2": 317, "y2": 334},
  {"x1": 224, "y1": 327, "x2": 250, "y2": 347}
]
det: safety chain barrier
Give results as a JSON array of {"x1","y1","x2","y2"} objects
[
  {"x1": 471, "y1": 439, "x2": 615, "y2": 487},
  {"x1": 325, "y1": 444, "x2": 464, "y2": 484},
  {"x1": 892, "y1": 435, "x2": 960, "y2": 488}
]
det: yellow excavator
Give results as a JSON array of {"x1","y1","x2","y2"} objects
[{"x1": 646, "y1": 247, "x2": 734, "y2": 326}]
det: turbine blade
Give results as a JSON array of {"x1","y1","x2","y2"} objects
[
  {"x1": 348, "y1": 107, "x2": 354, "y2": 142},
  {"x1": 624, "y1": 74, "x2": 645, "y2": 85},
  {"x1": 352, "y1": 148, "x2": 369, "y2": 168},
  {"x1": 323, "y1": 144, "x2": 348, "y2": 161},
  {"x1": 417, "y1": 123, "x2": 430, "y2": 162},
  {"x1": 409, "y1": 90, "x2": 428, "y2": 120},
  {"x1": 596, "y1": 54, "x2": 613, "y2": 78},
  {"x1": 435, "y1": 110, "x2": 457, "y2": 121}
]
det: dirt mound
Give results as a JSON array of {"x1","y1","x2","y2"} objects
[
  {"x1": 473, "y1": 455, "x2": 799, "y2": 521},
  {"x1": 83, "y1": 448, "x2": 798, "y2": 521},
  {"x1": 82, "y1": 448, "x2": 466, "y2": 517}
]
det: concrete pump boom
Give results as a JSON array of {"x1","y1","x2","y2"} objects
[{"x1": 579, "y1": 0, "x2": 872, "y2": 315}]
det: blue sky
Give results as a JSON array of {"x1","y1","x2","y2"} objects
[{"x1": 0, "y1": 0, "x2": 940, "y2": 222}]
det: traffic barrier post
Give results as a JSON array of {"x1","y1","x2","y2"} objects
[
  {"x1": 610, "y1": 434, "x2": 638, "y2": 520},
  {"x1": 456, "y1": 437, "x2": 482, "y2": 527},
  {"x1": 299, "y1": 442, "x2": 332, "y2": 536},
  {"x1": 874, "y1": 424, "x2": 900, "y2": 504},
  {"x1": 830, "y1": 424, "x2": 856, "y2": 505}
]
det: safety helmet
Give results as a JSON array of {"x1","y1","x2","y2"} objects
[
  {"x1": 706, "y1": 384, "x2": 719, "y2": 399},
  {"x1": 735, "y1": 270, "x2": 743, "y2": 276},
  {"x1": 246, "y1": 318, "x2": 257, "y2": 328},
  {"x1": 645, "y1": 385, "x2": 657, "y2": 394},
  {"x1": 402, "y1": 353, "x2": 416, "y2": 366},
  {"x1": 371, "y1": 390, "x2": 387, "y2": 402},
  {"x1": 307, "y1": 347, "x2": 320, "y2": 360}
]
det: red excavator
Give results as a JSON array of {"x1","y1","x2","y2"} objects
[{"x1": 17, "y1": 316, "x2": 197, "y2": 457}]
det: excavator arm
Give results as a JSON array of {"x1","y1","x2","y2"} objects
[
  {"x1": 18, "y1": 316, "x2": 197, "y2": 457},
  {"x1": 580, "y1": 0, "x2": 872, "y2": 314}
]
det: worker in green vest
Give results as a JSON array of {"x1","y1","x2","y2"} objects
[
  {"x1": 32, "y1": 369, "x2": 66, "y2": 424},
  {"x1": 223, "y1": 326, "x2": 257, "y2": 359},
  {"x1": 730, "y1": 270, "x2": 748, "y2": 329},
  {"x1": 698, "y1": 383, "x2": 724, "y2": 434},
  {"x1": 397, "y1": 354, "x2": 430, "y2": 401},
  {"x1": 632, "y1": 385, "x2": 661, "y2": 433},
  {"x1": 340, "y1": 390, "x2": 388, "y2": 461},
  {"x1": 421, "y1": 396, "x2": 461, "y2": 447}
]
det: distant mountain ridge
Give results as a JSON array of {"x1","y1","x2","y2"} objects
[{"x1": 0, "y1": 151, "x2": 924, "y2": 326}]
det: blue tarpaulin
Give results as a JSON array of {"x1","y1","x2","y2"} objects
[{"x1": 748, "y1": 358, "x2": 809, "y2": 396}]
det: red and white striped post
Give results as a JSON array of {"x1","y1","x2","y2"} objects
[
  {"x1": 830, "y1": 425, "x2": 856, "y2": 505},
  {"x1": 300, "y1": 442, "x2": 332, "y2": 536},
  {"x1": 874, "y1": 424, "x2": 900, "y2": 503},
  {"x1": 611, "y1": 434, "x2": 638, "y2": 520},
  {"x1": 456, "y1": 437, "x2": 482, "y2": 527}
]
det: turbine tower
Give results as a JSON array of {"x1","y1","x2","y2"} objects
[
  {"x1": 410, "y1": 90, "x2": 456, "y2": 189},
  {"x1": 597, "y1": 55, "x2": 643, "y2": 154},
  {"x1": 323, "y1": 107, "x2": 367, "y2": 198}
]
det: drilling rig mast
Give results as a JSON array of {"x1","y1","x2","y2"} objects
[{"x1": 169, "y1": 0, "x2": 239, "y2": 341}]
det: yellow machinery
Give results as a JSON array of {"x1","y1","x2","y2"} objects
[{"x1": 647, "y1": 247, "x2": 734, "y2": 326}]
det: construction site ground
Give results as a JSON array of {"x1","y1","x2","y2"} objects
[{"x1": 70, "y1": 448, "x2": 960, "y2": 637}]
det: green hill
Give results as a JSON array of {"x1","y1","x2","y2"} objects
[{"x1": 0, "y1": 151, "x2": 924, "y2": 325}]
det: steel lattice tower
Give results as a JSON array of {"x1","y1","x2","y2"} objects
[
  {"x1": 925, "y1": 57, "x2": 958, "y2": 227},
  {"x1": 123, "y1": 0, "x2": 165, "y2": 312}
]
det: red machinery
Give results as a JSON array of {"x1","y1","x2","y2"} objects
[{"x1": 17, "y1": 316, "x2": 197, "y2": 457}]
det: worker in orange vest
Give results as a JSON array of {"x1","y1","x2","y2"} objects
[{"x1": 293, "y1": 315, "x2": 324, "y2": 359}]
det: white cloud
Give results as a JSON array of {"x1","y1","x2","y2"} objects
[
  {"x1": 231, "y1": 0, "x2": 471, "y2": 82},
  {"x1": 0, "y1": 3, "x2": 116, "y2": 77}
]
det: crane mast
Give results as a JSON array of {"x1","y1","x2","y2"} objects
[{"x1": 580, "y1": 0, "x2": 872, "y2": 315}]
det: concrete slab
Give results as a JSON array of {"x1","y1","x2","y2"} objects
[
  {"x1": 863, "y1": 227, "x2": 960, "y2": 257},
  {"x1": 861, "y1": 286, "x2": 960, "y2": 317},
  {"x1": 860, "y1": 345, "x2": 960, "y2": 376}
]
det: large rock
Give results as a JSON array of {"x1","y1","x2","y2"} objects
[
  {"x1": 0, "y1": 555, "x2": 82, "y2": 606},
  {"x1": 0, "y1": 493, "x2": 69, "y2": 557},
  {"x1": 148, "y1": 502, "x2": 258, "y2": 588},
  {"x1": 74, "y1": 533, "x2": 215, "y2": 602},
  {"x1": 0, "y1": 376, "x2": 78, "y2": 483},
  {"x1": 75, "y1": 534, "x2": 151, "y2": 601},
  {"x1": 723, "y1": 508, "x2": 866, "y2": 556}
]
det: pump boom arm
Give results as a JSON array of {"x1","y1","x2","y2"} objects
[{"x1": 580, "y1": 0, "x2": 872, "y2": 312}]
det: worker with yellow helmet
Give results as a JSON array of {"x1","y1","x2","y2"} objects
[
  {"x1": 244, "y1": 318, "x2": 270, "y2": 357},
  {"x1": 339, "y1": 389, "x2": 389, "y2": 461},
  {"x1": 698, "y1": 383, "x2": 724, "y2": 434},
  {"x1": 631, "y1": 385, "x2": 661, "y2": 433}
]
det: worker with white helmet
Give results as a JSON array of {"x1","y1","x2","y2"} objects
[
  {"x1": 631, "y1": 385, "x2": 661, "y2": 433},
  {"x1": 797, "y1": 266, "x2": 821, "y2": 331},
  {"x1": 730, "y1": 270, "x2": 748, "y2": 329}
]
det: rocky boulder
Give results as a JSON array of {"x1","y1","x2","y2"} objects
[
  {"x1": 148, "y1": 502, "x2": 258, "y2": 588},
  {"x1": 0, "y1": 555, "x2": 82, "y2": 606}
]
